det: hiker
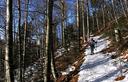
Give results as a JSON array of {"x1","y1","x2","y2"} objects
[{"x1": 89, "y1": 38, "x2": 97, "y2": 54}]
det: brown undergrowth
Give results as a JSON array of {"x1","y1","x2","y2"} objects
[
  {"x1": 115, "y1": 76, "x2": 125, "y2": 81},
  {"x1": 56, "y1": 53, "x2": 85, "y2": 82},
  {"x1": 56, "y1": 44, "x2": 87, "y2": 82}
]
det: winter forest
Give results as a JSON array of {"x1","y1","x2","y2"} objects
[{"x1": 0, "y1": 0, "x2": 128, "y2": 82}]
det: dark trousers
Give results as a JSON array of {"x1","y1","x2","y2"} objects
[{"x1": 91, "y1": 47, "x2": 94, "y2": 54}]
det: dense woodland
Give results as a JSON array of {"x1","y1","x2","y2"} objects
[{"x1": 0, "y1": 0, "x2": 128, "y2": 82}]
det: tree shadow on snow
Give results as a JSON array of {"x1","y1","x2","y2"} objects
[
  {"x1": 92, "y1": 68, "x2": 120, "y2": 82},
  {"x1": 80, "y1": 57, "x2": 110, "y2": 71}
]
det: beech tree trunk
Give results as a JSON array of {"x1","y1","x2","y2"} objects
[
  {"x1": 61, "y1": 0, "x2": 65, "y2": 47},
  {"x1": 5, "y1": 0, "x2": 14, "y2": 82},
  {"x1": 17, "y1": 0, "x2": 22, "y2": 81},
  {"x1": 82, "y1": 0, "x2": 85, "y2": 42},
  {"x1": 22, "y1": 0, "x2": 29, "y2": 81},
  {"x1": 44, "y1": 0, "x2": 56, "y2": 82},
  {"x1": 86, "y1": 0, "x2": 90, "y2": 40}
]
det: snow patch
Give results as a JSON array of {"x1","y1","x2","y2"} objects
[
  {"x1": 78, "y1": 35, "x2": 128, "y2": 82},
  {"x1": 61, "y1": 65, "x2": 76, "y2": 75}
]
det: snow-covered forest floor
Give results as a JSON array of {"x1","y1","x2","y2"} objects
[{"x1": 78, "y1": 35, "x2": 128, "y2": 82}]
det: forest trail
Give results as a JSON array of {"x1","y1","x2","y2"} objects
[{"x1": 78, "y1": 35, "x2": 128, "y2": 82}]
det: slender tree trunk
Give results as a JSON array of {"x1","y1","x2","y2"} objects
[
  {"x1": 107, "y1": 10, "x2": 114, "y2": 21},
  {"x1": 48, "y1": 0, "x2": 56, "y2": 81},
  {"x1": 13, "y1": 17, "x2": 16, "y2": 43},
  {"x1": 82, "y1": 0, "x2": 85, "y2": 42},
  {"x1": 22, "y1": 0, "x2": 29, "y2": 81},
  {"x1": 124, "y1": 0, "x2": 128, "y2": 14},
  {"x1": 5, "y1": 0, "x2": 14, "y2": 82},
  {"x1": 86, "y1": 0, "x2": 90, "y2": 40},
  {"x1": 95, "y1": 12, "x2": 99, "y2": 32},
  {"x1": 51, "y1": 52, "x2": 56, "y2": 81},
  {"x1": 44, "y1": 0, "x2": 56, "y2": 82},
  {"x1": 111, "y1": 0, "x2": 118, "y2": 24},
  {"x1": 77, "y1": 0, "x2": 79, "y2": 31},
  {"x1": 119, "y1": 0, "x2": 127, "y2": 18},
  {"x1": 17, "y1": 0, "x2": 22, "y2": 81},
  {"x1": 77, "y1": 0, "x2": 81, "y2": 51},
  {"x1": 102, "y1": 2, "x2": 105, "y2": 28},
  {"x1": 61, "y1": 0, "x2": 65, "y2": 47},
  {"x1": 43, "y1": 1, "x2": 48, "y2": 81},
  {"x1": 92, "y1": 11, "x2": 95, "y2": 33},
  {"x1": 43, "y1": 0, "x2": 48, "y2": 81}
]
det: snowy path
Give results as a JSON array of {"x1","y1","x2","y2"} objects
[{"x1": 78, "y1": 36, "x2": 128, "y2": 82}]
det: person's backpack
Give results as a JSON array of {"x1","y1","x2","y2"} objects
[{"x1": 90, "y1": 40, "x2": 95, "y2": 48}]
